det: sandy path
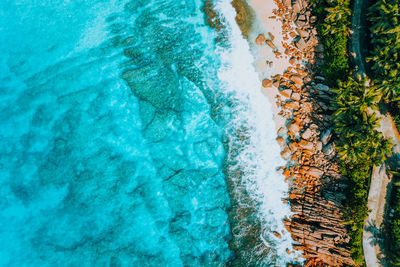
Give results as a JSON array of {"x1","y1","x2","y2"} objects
[
  {"x1": 363, "y1": 164, "x2": 390, "y2": 267},
  {"x1": 363, "y1": 111, "x2": 400, "y2": 267}
]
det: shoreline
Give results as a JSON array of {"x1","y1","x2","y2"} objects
[{"x1": 244, "y1": 0, "x2": 355, "y2": 265}]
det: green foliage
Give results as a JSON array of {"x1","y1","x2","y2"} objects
[
  {"x1": 332, "y1": 76, "x2": 393, "y2": 266},
  {"x1": 367, "y1": 0, "x2": 400, "y2": 102},
  {"x1": 340, "y1": 163, "x2": 371, "y2": 265},
  {"x1": 387, "y1": 174, "x2": 400, "y2": 265},
  {"x1": 333, "y1": 76, "x2": 392, "y2": 165},
  {"x1": 312, "y1": 0, "x2": 350, "y2": 86},
  {"x1": 395, "y1": 114, "x2": 400, "y2": 133},
  {"x1": 311, "y1": 0, "x2": 394, "y2": 264},
  {"x1": 311, "y1": 0, "x2": 396, "y2": 264}
]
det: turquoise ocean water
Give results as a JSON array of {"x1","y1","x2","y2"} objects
[{"x1": 0, "y1": 0, "x2": 301, "y2": 266}]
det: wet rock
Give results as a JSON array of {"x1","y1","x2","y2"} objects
[
  {"x1": 272, "y1": 231, "x2": 282, "y2": 238},
  {"x1": 281, "y1": 147, "x2": 292, "y2": 160},
  {"x1": 255, "y1": 34, "x2": 266, "y2": 45},
  {"x1": 277, "y1": 127, "x2": 285, "y2": 136},
  {"x1": 321, "y1": 129, "x2": 332, "y2": 145},
  {"x1": 272, "y1": 2, "x2": 355, "y2": 265},
  {"x1": 315, "y1": 83, "x2": 330, "y2": 94},
  {"x1": 276, "y1": 136, "x2": 286, "y2": 147},
  {"x1": 266, "y1": 39, "x2": 276, "y2": 49},
  {"x1": 262, "y1": 79, "x2": 273, "y2": 88}
]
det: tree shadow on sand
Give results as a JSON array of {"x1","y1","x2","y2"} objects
[{"x1": 365, "y1": 220, "x2": 389, "y2": 266}]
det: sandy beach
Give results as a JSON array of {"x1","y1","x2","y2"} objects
[{"x1": 246, "y1": 0, "x2": 306, "y2": 138}]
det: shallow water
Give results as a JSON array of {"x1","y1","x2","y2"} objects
[
  {"x1": 0, "y1": 0, "x2": 232, "y2": 266},
  {"x1": 0, "y1": 0, "x2": 299, "y2": 266},
  {"x1": 214, "y1": 1, "x2": 302, "y2": 265}
]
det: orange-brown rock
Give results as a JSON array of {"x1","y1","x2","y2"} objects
[
  {"x1": 276, "y1": 136, "x2": 286, "y2": 146},
  {"x1": 267, "y1": 0, "x2": 354, "y2": 265},
  {"x1": 277, "y1": 126, "x2": 285, "y2": 136},
  {"x1": 288, "y1": 141, "x2": 298, "y2": 152},
  {"x1": 285, "y1": 101, "x2": 300, "y2": 110},
  {"x1": 301, "y1": 128, "x2": 313, "y2": 140},
  {"x1": 255, "y1": 33, "x2": 266, "y2": 45},
  {"x1": 280, "y1": 89, "x2": 292, "y2": 98},
  {"x1": 266, "y1": 39, "x2": 276, "y2": 49},
  {"x1": 289, "y1": 74, "x2": 303, "y2": 85},
  {"x1": 262, "y1": 78, "x2": 273, "y2": 87},
  {"x1": 283, "y1": 167, "x2": 291, "y2": 177},
  {"x1": 289, "y1": 122, "x2": 301, "y2": 134},
  {"x1": 289, "y1": 31, "x2": 298, "y2": 38},
  {"x1": 281, "y1": 146, "x2": 291, "y2": 160},
  {"x1": 296, "y1": 28, "x2": 310, "y2": 39},
  {"x1": 291, "y1": 92, "x2": 301, "y2": 101},
  {"x1": 272, "y1": 231, "x2": 282, "y2": 238}
]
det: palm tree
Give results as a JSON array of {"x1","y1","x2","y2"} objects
[
  {"x1": 368, "y1": 131, "x2": 393, "y2": 163},
  {"x1": 368, "y1": 0, "x2": 400, "y2": 102},
  {"x1": 324, "y1": 0, "x2": 351, "y2": 35}
]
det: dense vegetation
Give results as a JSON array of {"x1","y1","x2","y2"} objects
[
  {"x1": 386, "y1": 173, "x2": 400, "y2": 265},
  {"x1": 367, "y1": 0, "x2": 400, "y2": 263},
  {"x1": 313, "y1": 0, "x2": 350, "y2": 86},
  {"x1": 333, "y1": 76, "x2": 392, "y2": 265},
  {"x1": 311, "y1": 0, "x2": 394, "y2": 265},
  {"x1": 368, "y1": 0, "x2": 400, "y2": 103}
]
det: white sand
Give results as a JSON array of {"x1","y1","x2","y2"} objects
[{"x1": 246, "y1": 0, "x2": 297, "y2": 132}]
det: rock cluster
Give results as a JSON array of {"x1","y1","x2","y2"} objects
[{"x1": 260, "y1": 0, "x2": 355, "y2": 265}]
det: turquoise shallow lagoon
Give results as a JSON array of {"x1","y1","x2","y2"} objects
[
  {"x1": 0, "y1": 0, "x2": 301, "y2": 265},
  {"x1": 0, "y1": 0, "x2": 232, "y2": 265}
]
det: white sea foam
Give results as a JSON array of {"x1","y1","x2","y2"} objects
[{"x1": 215, "y1": 0, "x2": 304, "y2": 264}]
